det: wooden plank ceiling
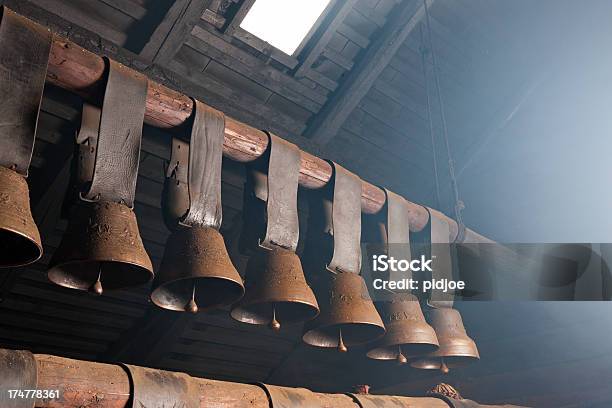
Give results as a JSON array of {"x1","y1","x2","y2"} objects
[{"x1": 3, "y1": 1, "x2": 603, "y2": 407}]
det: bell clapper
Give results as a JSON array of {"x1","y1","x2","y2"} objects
[
  {"x1": 92, "y1": 264, "x2": 103, "y2": 295},
  {"x1": 338, "y1": 328, "x2": 348, "y2": 353},
  {"x1": 186, "y1": 282, "x2": 199, "y2": 313},
  {"x1": 397, "y1": 345, "x2": 408, "y2": 365},
  {"x1": 269, "y1": 305, "x2": 281, "y2": 331},
  {"x1": 440, "y1": 359, "x2": 450, "y2": 374}
]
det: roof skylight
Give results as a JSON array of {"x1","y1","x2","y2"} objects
[{"x1": 240, "y1": 0, "x2": 331, "y2": 55}]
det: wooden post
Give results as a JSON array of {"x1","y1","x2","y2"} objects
[{"x1": 40, "y1": 15, "x2": 492, "y2": 243}]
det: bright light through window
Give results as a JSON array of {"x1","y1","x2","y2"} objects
[{"x1": 240, "y1": 0, "x2": 331, "y2": 55}]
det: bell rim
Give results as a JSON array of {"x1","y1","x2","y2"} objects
[
  {"x1": 150, "y1": 275, "x2": 245, "y2": 312},
  {"x1": 0, "y1": 226, "x2": 42, "y2": 267},
  {"x1": 366, "y1": 341, "x2": 440, "y2": 360},
  {"x1": 230, "y1": 297, "x2": 320, "y2": 325},
  {"x1": 47, "y1": 258, "x2": 154, "y2": 291},
  {"x1": 151, "y1": 274, "x2": 245, "y2": 293},
  {"x1": 409, "y1": 354, "x2": 480, "y2": 369},
  {"x1": 302, "y1": 321, "x2": 386, "y2": 347}
]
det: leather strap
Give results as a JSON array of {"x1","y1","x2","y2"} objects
[
  {"x1": 259, "y1": 133, "x2": 301, "y2": 251},
  {"x1": 0, "y1": 8, "x2": 51, "y2": 177},
  {"x1": 160, "y1": 136, "x2": 189, "y2": 229},
  {"x1": 123, "y1": 364, "x2": 200, "y2": 408},
  {"x1": 0, "y1": 349, "x2": 38, "y2": 408},
  {"x1": 81, "y1": 59, "x2": 148, "y2": 208},
  {"x1": 180, "y1": 100, "x2": 225, "y2": 228},
  {"x1": 75, "y1": 103, "x2": 101, "y2": 188},
  {"x1": 166, "y1": 138, "x2": 189, "y2": 183},
  {"x1": 384, "y1": 189, "x2": 413, "y2": 282},
  {"x1": 327, "y1": 162, "x2": 362, "y2": 275},
  {"x1": 428, "y1": 207, "x2": 455, "y2": 308}
]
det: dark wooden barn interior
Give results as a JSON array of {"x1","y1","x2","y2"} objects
[{"x1": 1, "y1": 0, "x2": 611, "y2": 407}]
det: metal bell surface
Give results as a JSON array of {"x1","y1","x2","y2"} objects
[
  {"x1": 367, "y1": 293, "x2": 439, "y2": 362},
  {"x1": 302, "y1": 272, "x2": 385, "y2": 350},
  {"x1": 0, "y1": 166, "x2": 42, "y2": 267},
  {"x1": 47, "y1": 201, "x2": 153, "y2": 293},
  {"x1": 410, "y1": 307, "x2": 479, "y2": 371},
  {"x1": 231, "y1": 247, "x2": 319, "y2": 330},
  {"x1": 151, "y1": 226, "x2": 245, "y2": 312}
]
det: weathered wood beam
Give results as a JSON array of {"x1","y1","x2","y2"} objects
[
  {"x1": 222, "y1": 0, "x2": 255, "y2": 35},
  {"x1": 139, "y1": 0, "x2": 211, "y2": 64},
  {"x1": 306, "y1": 0, "x2": 434, "y2": 145},
  {"x1": 295, "y1": 0, "x2": 358, "y2": 77},
  {"x1": 17, "y1": 8, "x2": 492, "y2": 244},
  {"x1": 0, "y1": 349, "x2": 508, "y2": 408}
]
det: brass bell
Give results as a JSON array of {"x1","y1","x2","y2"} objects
[
  {"x1": 151, "y1": 226, "x2": 245, "y2": 312},
  {"x1": 367, "y1": 293, "x2": 439, "y2": 363},
  {"x1": 231, "y1": 247, "x2": 319, "y2": 330},
  {"x1": 0, "y1": 166, "x2": 42, "y2": 267},
  {"x1": 410, "y1": 307, "x2": 479, "y2": 372},
  {"x1": 303, "y1": 272, "x2": 385, "y2": 351},
  {"x1": 47, "y1": 201, "x2": 153, "y2": 294}
]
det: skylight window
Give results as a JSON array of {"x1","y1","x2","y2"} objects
[{"x1": 240, "y1": 0, "x2": 331, "y2": 55}]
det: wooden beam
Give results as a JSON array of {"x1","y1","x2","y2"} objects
[
  {"x1": 321, "y1": 48, "x2": 354, "y2": 71},
  {"x1": 337, "y1": 23, "x2": 370, "y2": 49},
  {"x1": 306, "y1": 0, "x2": 434, "y2": 145},
  {"x1": 139, "y1": 0, "x2": 211, "y2": 64},
  {"x1": 295, "y1": 0, "x2": 358, "y2": 78},
  {"x1": 189, "y1": 25, "x2": 325, "y2": 109},
  {"x1": 14, "y1": 349, "x2": 476, "y2": 408},
  {"x1": 11, "y1": 7, "x2": 494, "y2": 244},
  {"x1": 222, "y1": 0, "x2": 255, "y2": 35},
  {"x1": 232, "y1": 27, "x2": 299, "y2": 69}
]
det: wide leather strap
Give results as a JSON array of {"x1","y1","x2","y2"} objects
[
  {"x1": 384, "y1": 189, "x2": 413, "y2": 283},
  {"x1": 122, "y1": 364, "x2": 200, "y2": 408},
  {"x1": 327, "y1": 162, "x2": 362, "y2": 275},
  {"x1": 81, "y1": 59, "x2": 148, "y2": 208},
  {"x1": 0, "y1": 349, "x2": 38, "y2": 408},
  {"x1": 259, "y1": 133, "x2": 301, "y2": 251},
  {"x1": 180, "y1": 100, "x2": 225, "y2": 229},
  {"x1": 0, "y1": 8, "x2": 51, "y2": 177},
  {"x1": 427, "y1": 207, "x2": 455, "y2": 308}
]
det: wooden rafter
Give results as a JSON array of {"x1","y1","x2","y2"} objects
[
  {"x1": 306, "y1": 0, "x2": 434, "y2": 145},
  {"x1": 139, "y1": 0, "x2": 212, "y2": 64},
  {"x1": 294, "y1": 0, "x2": 358, "y2": 78}
]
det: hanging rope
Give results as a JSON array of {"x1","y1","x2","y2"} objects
[
  {"x1": 422, "y1": 0, "x2": 466, "y2": 242},
  {"x1": 419, "y1": 22, "x2": 442, "y2": 210}
]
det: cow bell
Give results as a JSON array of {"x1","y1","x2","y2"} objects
[
  {"x1": 231, "y1": 247, "x2": 319, "y2": 330},
  {"x1": 0, "y1": 166, "x2": 42, "y2": 267},
  {"x1": 410, "y1": 308, "x2": 479, "y2": 372},
  {"x1": 151, "y1": 226, "x2": 244, "y2": 313},
  {"x1": 302, "y1": 272, "x2": 385, "y2": 351},
  {"x1": 48, "y1": 201, "x2": 153, "y2": 294},
  {"x1": 367, "y1": 293, "x2": 439, "y2": 363}
]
